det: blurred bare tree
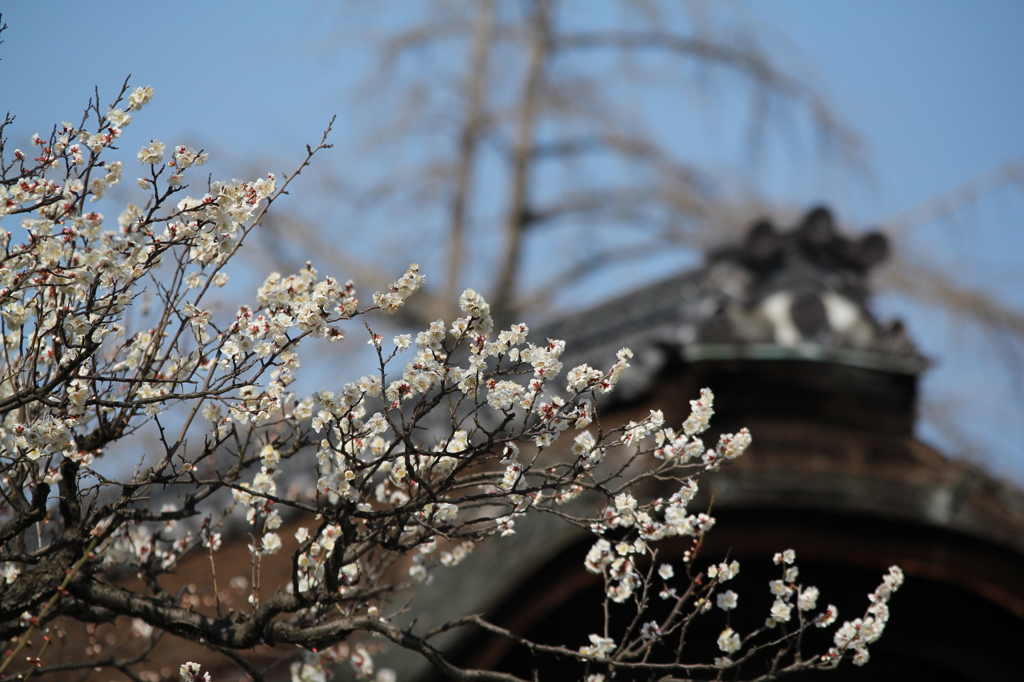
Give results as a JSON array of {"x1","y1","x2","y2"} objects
[
  {"x1": 881, "y1": 161, "x2": 1024, "y2": 372},
  {"x1": 258, "y1": 0, "x2": 860, "y2": 327}
]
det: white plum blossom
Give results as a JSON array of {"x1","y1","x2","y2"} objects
[
  {"x1": 261, "y1": 533, "x2": 282, "y2": 555},
  {"x1": 137, "y1": 139, "x2": 165, "y2": 165},
  {"x1": 683, "y1": 387, "x2": 714, "y2": 435},
  {"x1": 127, "y1": 85, "x2": 154, "y2": 110},
  {"x1": 799, "y1": 586, "x2": 820, "y2": 611},
  {"x1": 707, "y1": 560, "x2": 740, "y2": 582},
  {"x1": 567, "y1": 363, "x2": 602, "y2": 391},
  {"x1": 641, "y1": 621, "x2": 661, "y2": 641},
  {"x1": 817, "y1": 604, "x2": 840, "y2": 628},
  {"x1": 496, "y1": 515, "x2": 516, "y2": 536},
  {"x1": 1, "y1": 563, "x2": 21, "y2": 585},
  {"x1": 179, "y1": 662, "x2": 209, "y2": 682},
  {"x1": 580, "y1": 634, "x2": 616, "y2": 658},
  {"x1": 768, "y1": 599, "x2": 793, "y2": 625},
  {"x1": 717, "y1": 627, "x2": 741, "y2": 654},
  {"x1": 373, "y1": 264, "x2": 425, "y2": 313},
  {"x1": 717, "y1": 590, "x2": 738, "y2": 611},
  {"x1": 584, "y1": 539, "x2": 613, "y2": 573}
]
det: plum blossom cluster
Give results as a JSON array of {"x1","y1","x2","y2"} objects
[
  {"x1": 574, "y1": 413, "x2": 900, "y2": 679},
  {"x1": 0, "y1": 81, "x2": 346, "y2": 670},
  {"x1": 0, "y1": 80, "x2": 902, "y2": 682},
  {"x1": 372, "y1": 264, "x2": 425, "y2": 313},
  {"x1": 179, "y1": 662, "x2": 210, "y2": 682},
  {"x1": 0, "y1": 82, "x2": 298, "y2": 472},
  {"x1": 825, "y1": 565, "x2": 904, "y2": 666},
  {"x1": 220, "y1": 277, "x2": 705, "y2": 606},
  {"x1": 650, "y1": 388, "x2": 752, "y2": 470},
  {"x1": 697, "y1": 550, "x2": 900, "y2": 672}
]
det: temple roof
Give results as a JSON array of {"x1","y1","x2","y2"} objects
[{"x1": 541, "y1": 207, "x2": 928, "y2": 401}]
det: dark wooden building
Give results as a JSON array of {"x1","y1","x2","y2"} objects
[{"x1": 410, "y1": 207, "x2": 1024, "y2": 681}]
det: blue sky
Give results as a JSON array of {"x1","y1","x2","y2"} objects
[
  {"x1": 3, "y1": 1, "x2": 1023, "y2": 482},
  {"x1": 751, "y1": 1, "x2": 1024, "y2": 217}
]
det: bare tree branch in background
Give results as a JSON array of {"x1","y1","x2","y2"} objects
[
  {"x1": 884, "y1": 161, "x2": 1024, "y2": 239},
  {"x1": 878, "y1": 160, "x2": 1024, "y2": 373},
  {"x1": 256, "y1": 0, "x2": 861, "y2": 328},
  {"x1": 880, "y1": 251, "x2": 1024, "y2": 374},
  {"x1": 869, "y1": 159, "x2": 1024, "y2": 475},
  {"x1": 491, "y1": 0, "x2": 550, "y2": 326},
  {"x1": 445, "y1": 0, "x2": 495, "y2": 317}
]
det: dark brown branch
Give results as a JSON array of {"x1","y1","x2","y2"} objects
[{"x1": 67, "y1": 577, "x2": 300, "y2": 649}]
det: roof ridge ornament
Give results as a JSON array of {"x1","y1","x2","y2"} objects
[{"x1": 541, "y1": 207, "x2": 927, "y2": 402}]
